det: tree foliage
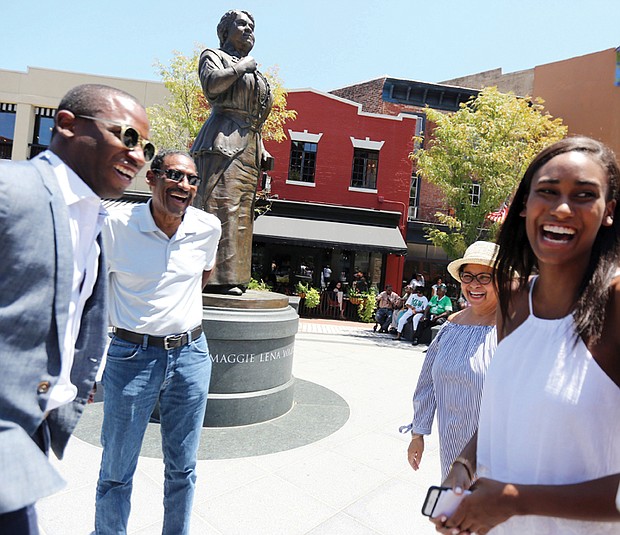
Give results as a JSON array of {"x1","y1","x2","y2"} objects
[
  {"x1": 147, "y1": 46, "x2": 208, "y2": 151},
  {"x1": 147, "y1": 46, "x2": 296, "y2": 151},
  {"x1": 412, "y1": 87, "x2": 567, "y2": 258}
]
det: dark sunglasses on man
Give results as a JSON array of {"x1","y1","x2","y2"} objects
[
  {"x1": 75, "y1": 114, "x2": 156, "y2": 162},
  {"x1": 152, "y1": 168, "x2": 202, "y2": 187}
]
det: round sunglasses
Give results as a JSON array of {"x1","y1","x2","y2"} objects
[{"x1": 76, "y1": 114, "x2": 156, "y2": 162}]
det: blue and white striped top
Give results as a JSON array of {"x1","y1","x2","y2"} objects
[{"x1": 404, "y1": 321, "x2": 497, "y2": 479}]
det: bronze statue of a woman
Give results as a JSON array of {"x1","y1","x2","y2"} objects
[{"x1": 191, "y1": 9, "x2": 273, "y2": 295}]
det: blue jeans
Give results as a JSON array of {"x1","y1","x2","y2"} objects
[
  {"x1": 375, "y1": 307, "x2": 392, "y2": 331},
  {"x1": 95, "y1": 333, "x2": 211, "y2": 535}
]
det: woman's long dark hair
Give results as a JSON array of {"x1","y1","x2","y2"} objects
[{"x1": 494, "y1": 136, "x2": 620, "y2": 342}]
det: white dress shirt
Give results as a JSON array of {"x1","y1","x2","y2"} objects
[{"x1": 40, "y1": 151, "x2": 105, "y2": 411}]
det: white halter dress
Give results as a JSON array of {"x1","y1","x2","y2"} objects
[{"x1": 477, "y1": 276, "x2": 620, "y2": 534}]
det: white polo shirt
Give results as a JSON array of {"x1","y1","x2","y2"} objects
[{"x1": 102, "y1": 201, "x2": 221, "y2": 336}]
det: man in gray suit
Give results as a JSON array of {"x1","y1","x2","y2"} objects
[{"x1": 0, "y1": 84, "x2": 153, "y2": 533}]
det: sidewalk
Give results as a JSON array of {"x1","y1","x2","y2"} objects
[{"x1": 37, "y1": 318, "x2": 441, "y2": 535}]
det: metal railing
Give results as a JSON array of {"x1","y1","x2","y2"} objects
[{"x1": 297, "y1": 291, "x2": 369, "y2": 322}]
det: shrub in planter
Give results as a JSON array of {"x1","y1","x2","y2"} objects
[
  {"x1": 296, "y1": 281, "x2": 309, "y2": 298},
  {"x1": 295, "y1": 282, "x2": 320, "y2": 308},
  {"x1": 357, "y1": 288, "x2": 377, "y2": 323},
  {"x1": 347, "y1": 287, "x2": 362, "y2": 305},
  {"x1": 247, "y1": 278, "x2": 272, "y2": 291},
  {"x1": 304, "y1": 287, "x2": 321, "y2": 308}
]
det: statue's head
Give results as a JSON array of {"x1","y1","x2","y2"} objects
[{"x1": 217, "y1": 9, "x2": 255, "y2": 54}]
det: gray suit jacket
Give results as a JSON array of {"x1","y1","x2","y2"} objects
[{"x1": 0, "y1": 156, "x2": 107, "y2": 513}]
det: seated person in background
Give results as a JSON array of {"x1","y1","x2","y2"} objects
[
  {"x1": 410, "y1": 273, "x2": 425, "y2": 289},
  {"x1": 328, "y1": 281, "x2": 345, "y2": 319},
  {"x1": 388, "y1": 285, "x2": 413, "y2": 333},
  {"x1": 431, "y1": 277, "x2": 447, "y2": 297},
  {"x1": 373, "y1": 284, "x2": 399, "y2": 333},
  {"x1": 412, "y1": 285, "x2": 452, "y2": 345},
  {"x1": 396, "y1": 286, "x2": 429, "y2": 341}
]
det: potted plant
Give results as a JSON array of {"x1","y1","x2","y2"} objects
[
  {"x1": 295, "y1": 282, "x2": 320, "y2": 308},
  {"x1": 296, "y1": 281, "x2": 309, "y2": 298},
  {"x1": 304, "y1": 286, "x2": 321, "y2": 308},
  {"x1": 247, "y1": 277, "x2": 272, "y2": 291},
  {"x1": 347, "y1": 286, "x2": 362, "y2": 305},
  {"x1": 357, "y1": 288, "x2": 377, "y2": 323}
]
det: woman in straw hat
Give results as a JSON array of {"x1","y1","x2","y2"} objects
[
  {"x1": 435, "y1": 137, "x2": 620, "y2": 534},
  {"x1": 401, "y1": 240, "x2": 500, "y2": 481}
]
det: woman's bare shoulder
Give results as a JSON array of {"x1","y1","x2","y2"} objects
[
  {"x1": 497, "y1": 287, "x2": 530, "y2": 342},
  {"x1": 448, "y1": 309, "x2": 464, "y2": 323},
  {"x1": 449, "y1": 307, "x2": 495, "y2": 327}
]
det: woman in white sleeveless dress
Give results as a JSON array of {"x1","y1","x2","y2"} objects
[{"x1": 435, "y1": 137, "x2": 620, "y2": 534}]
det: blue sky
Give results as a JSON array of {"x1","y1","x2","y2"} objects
[{"x1": 3, "y1": 0, "x2": 619, "y2": 92}]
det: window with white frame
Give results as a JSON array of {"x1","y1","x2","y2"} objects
[
  {"x1": 289, "y1": 141, "x2": 317, "y2": 183},
  {"x1": 469, "y1": 182, "x2": 481, "y2": 206},
  {"x1": 409, "y1": 172, "x2": 420, "y2": 220},
  {"x1": 349, "y1": 137, "x2": 384, "y2": 191},
  {"x1": 351, "y1": 149, "x2": 379, "y2": 189},
  {"x1": 287, "y1": 130, "x2": 322, "y2": 185}
]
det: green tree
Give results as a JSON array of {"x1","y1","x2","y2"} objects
[
  {"x1": 412, "y1": 87, "x2": 567, "y2": 258},
  {"x1": 147, "y1": 46, "x2": 296, "y2": 151}
]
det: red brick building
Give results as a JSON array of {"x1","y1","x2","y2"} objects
[
  {"x1": 255, "y1": 89, "x2": 421, "y2": 294},
  {"x1": 329, "y1": 78, "x2": 479, "y2": 284},
  {"x1": 256, "y1": 81, "x2": 486, "y2": 294}
]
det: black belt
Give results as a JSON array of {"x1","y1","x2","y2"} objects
[{"x1": 114, "y1": 326, "x2": 202, "y2": 350}]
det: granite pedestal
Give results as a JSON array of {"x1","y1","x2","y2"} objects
[{"x1": 200, "y1": 290, "x2": 299, "y2": 427}]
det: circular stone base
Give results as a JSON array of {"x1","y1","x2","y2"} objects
[
  {"x1": 202, "y1": 290, "x2": 290, "y2": 310},
  {"x1": 201, "y1": 290, "x2": 299, "y2": 427},
  {"x1": 73, "y1": 378, "x2": 349, "y2": 460}
]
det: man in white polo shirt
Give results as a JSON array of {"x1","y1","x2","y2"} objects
[{"x1": 95, "y1": 149, "x2": 221, "y2": 535}]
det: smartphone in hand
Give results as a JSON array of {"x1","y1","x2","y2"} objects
[{"x1": 422, "y1": 486, "x2": 471, "y2": 518}]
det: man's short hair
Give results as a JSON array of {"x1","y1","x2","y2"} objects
[
  {"x1": 150, "y1": 149, "x2": 193, "y2": 171},
  {"x1": 57, "y1": 84, "x2": 140, "y2": 117},
  {"x1": 53, "y1": 84, "x2": 142, "y2": 141}
]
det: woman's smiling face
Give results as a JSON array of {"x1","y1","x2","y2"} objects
[
  {"x1": 523, "y1": 150, "x2": 616, "y2": 270},
  {"x1": 460, "y1": 263, "x2": 497, "y2": 312}
]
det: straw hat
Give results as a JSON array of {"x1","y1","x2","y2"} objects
[{"x1": 447, "y1": 241, "x2": 500, "y2": 282}]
